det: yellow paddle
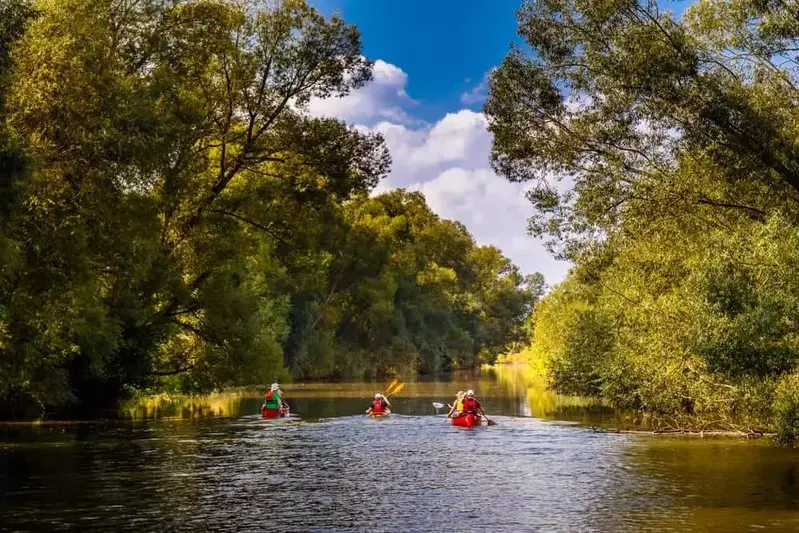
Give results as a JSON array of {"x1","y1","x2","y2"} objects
[
  {"x1": 384, "y1": 378, "x2": 399, "y2": 396},
  {"x1": 386, "y1": 378, "x2": 398, "y2": 394},
  {"x1": 385, "y1": 382, "x2": 404, "y2": 398}
]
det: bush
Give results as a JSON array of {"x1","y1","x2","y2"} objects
[{"x1": 773, "y1": 372, "x2": 799, "y2": 445}]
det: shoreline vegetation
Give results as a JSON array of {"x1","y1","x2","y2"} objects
[
  {"x1": 592, "y1": 428, "x2": 770, "y2": 440},
  {"x1": 483, "y1": 0, "x2": 799, "y2": 447},
  {"x1": 0, "y1": 362, "x2": 778, "y2": 444},
  {"x1": 492, "y1": 362, "x2": 773, "y2": 440},
  {"x1": 1, "y1": 364, "x2": 775, "y2": 444}
]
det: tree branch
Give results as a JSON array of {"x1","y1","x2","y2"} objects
[
  {"x1": 208, "y1": 208, "x2": 290, "y2": 245},
  {"x1": 147, "y1": 364, "x2": 196, "y2": 376}
]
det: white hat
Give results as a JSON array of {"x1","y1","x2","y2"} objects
[
  {"x1": 375, "y1": 393, "x2": 382, "y2": 399},
  {"x1": 466, "y1": 390, "x2": 474, "y2": 397},
  {"x1": 271, "y1": 383, "x2": 279, "y2": 391}
]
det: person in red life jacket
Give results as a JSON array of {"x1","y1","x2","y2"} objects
[
  {"x1": 460, "y1": 389, "x2": 484, "y2": 417},
  {"x1": 262, "y1": 383, "x2": 289, "y2": 416},
  {"x1": 366, "y1": 392, "x2": 391, "y2": 415}
]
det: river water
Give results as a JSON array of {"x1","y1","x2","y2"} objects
[{"x1": 2, "y1": 367, "x2": 799, "y2": 532}]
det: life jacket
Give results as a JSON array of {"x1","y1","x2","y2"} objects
[
  {"x1": 371, "y1": 399, "x2": 385, "y2": 413},
  {"x1": 265, "y1": 390, "x2": 281, "y2": 409},
  {"x1": 455, "y1": 397, "x2": 464, "y2": 411},
  {"x1": 462, "y1": 396, "x2": 478, "y2": 413}
]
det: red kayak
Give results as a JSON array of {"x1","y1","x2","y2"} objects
[
  {"x1": 451, "y1": 413, "x2": 481, "y2": 428},
  {"x1": 262, "y1": 406, "x2": 290, "y2": 419}
]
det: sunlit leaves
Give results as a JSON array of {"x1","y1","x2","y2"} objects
[
  {"x1": 0, "y1": 0, "x2": 386, "y2": 414},
  {"x1": 487, "y1": 0, "x2": 799, "y2": 260},
  {"x1": 0, "y1": 0, "x2": 533, "y2": 416}
]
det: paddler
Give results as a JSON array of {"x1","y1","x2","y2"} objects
[
  {"x1": 447, "y1": 390, "x2": 465, "y2": 418},
  {"x1": 460, "y1": 390, "x2": 484, "y2": 417},
  {"x1": 366, "y1": 392, "x2": 391, "y2": 415},
  {"x1": 262, "y1": 383, "x2": 289, "y2": 415}
]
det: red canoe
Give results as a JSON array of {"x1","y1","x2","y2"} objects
[
  {"x1": 262, "y1": 406, "x2": 290, "y2": 419},
  {"x1": 451, "y1": 413, "x2": 481, "y2": 428}
]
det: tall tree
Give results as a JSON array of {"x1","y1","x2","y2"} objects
[
  {"x1": 0, "y1": 0, "x2": 388, "y2": 414},
  {"x1": 0, "y1": 0, "x2": 538, "y2": 417},
  {"x1": 490, "y1": 0, "x2": 799, "y2": 439},
  {"x1": 485, "y1": 0, "x2": 799, "y2": 258}
]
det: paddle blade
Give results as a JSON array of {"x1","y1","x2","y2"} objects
[
  {"x1": 486, "y1": 418, "x2": 497, "y2": 426},
  {"x1": 385, "y1": 378, "x2": 399, "y2": 395},
  {"x1": 390, "y1": 382, "x2": 405, "y2": 396},
  {"x1": 432, "y1": 402, "x2": 445, "y2": 409}
]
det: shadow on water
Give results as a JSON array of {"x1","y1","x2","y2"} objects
[{"x1": 2, "y1": 366, "x2": 799, "y2": 532}]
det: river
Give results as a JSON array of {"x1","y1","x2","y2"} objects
[{"x1": 1, "y1": 367, "x2": 798, "y2": 532}]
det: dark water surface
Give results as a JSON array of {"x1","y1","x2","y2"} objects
[{"x1": 2, "y1": 369, "x2": 799, "y2": 532}]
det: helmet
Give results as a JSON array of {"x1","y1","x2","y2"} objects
[
  {"x1": 466, "y1": 390, "x2": 474, "y2": 397},
  {"x1": 375, "y1": 393, "x2": 382, "y2": 399},
  {"x1": 271, "y1": 383, "x2": 279, "y2": 391}
]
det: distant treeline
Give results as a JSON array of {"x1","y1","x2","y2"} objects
[
  {"x1": 0, "y1": 0, "x2": 541, "y2": 417},
  {"x1": 487, "y1": 0, "x2": 799, "y2": 443}
]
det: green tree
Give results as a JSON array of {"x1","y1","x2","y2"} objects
[
  {"x1": 296, "y1": 190, "x2": 539, "y2": 378},
  {"x1": 486, "y1": 0, "x2": 799, "y2": 258},
  {"x1": 489, "y1": 0, "x2": 799, "y2": 438},
  {"x1": 0, "y1": 0, "x2": 387, "y2": 415},
  {"x1": 0, "y1": 0, "x2": 538, "y2": 418}
]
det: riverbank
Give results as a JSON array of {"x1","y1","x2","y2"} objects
[
  {"x1": 592, "y1": 427, "x2": 771, "y2": 440},
  {"x1": 487, "y1": 362, "x2": 789, "y2": 443},
  {"x1": 3, "y1": 364, "x2": 789, "y2": 445}
]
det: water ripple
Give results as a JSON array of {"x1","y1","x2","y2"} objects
[{"x1": 2, "y1": 411, "x2": 799, "y2": 532}]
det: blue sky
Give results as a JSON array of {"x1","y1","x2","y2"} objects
[
  {"x1": 307, "y1": 0, "x2": 692, "y2": 286},
  {"x1": 312, "y1": 0, "x2": 521, "y2": 122}
]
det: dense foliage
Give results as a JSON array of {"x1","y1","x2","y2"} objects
[
  {"x1": 487, "y1": 0, "x2": 799, "y2": 440},
  {"x1": 0, "y1": 0, "x2": 538, "y2": 417}
]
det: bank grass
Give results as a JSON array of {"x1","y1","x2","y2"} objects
[{"x1": 494, "y1": 350, "x2": 782, "y2": 440}]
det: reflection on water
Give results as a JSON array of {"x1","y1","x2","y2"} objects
[
  {"x1": 122, "y1": 392, "x2": 255, "y2": 420},
  {"x1": 2, "y1": 366, "x2": 799, "y2": 532},
  {"x1": 121, "y1": 366, "x2": 605, "y2": 423},
  {"x1": 610, "y1": 438, "x2": 799, "y2": 531}
]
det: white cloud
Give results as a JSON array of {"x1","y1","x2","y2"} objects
[
  {"x1": 305, "y1": 60, "x2": 418, "y2": 125},
  {"x1": 306, "y1": 60, "x2": 571, "y2": 284},
  {"x1": 371, "y1": 109, "x2": 493, "y2": 188},
  {"x1": 411, "y1": 169, "x2": 567, "y2": 283},
  {"x1": 460, "y1": 74, "x2": 489, "y2": 105}
]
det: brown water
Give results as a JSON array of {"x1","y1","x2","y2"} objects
[{"x1": 1, "y1": 367, "x2": 798, "y2": 532}]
